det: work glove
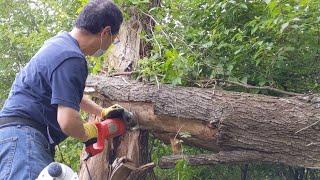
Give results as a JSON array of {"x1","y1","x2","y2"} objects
[
  {"x1": 83, "y1": 122, "x2": 98, "y2": 161},
  {"x1": 82, "y1": 104, "x2": 127, "y2": 143},
  {"x1": 82, "y1": 122, "x2": 99, "y2": 159},
  {"x1": 100, "y1": 104, "x2": 125, "y2": 120},
  {"x1": 100, "y1": 104, "x2": 137, "y2": 129},
  {"x1": 83, "y1": 122, "x2": 98, "y2": 142}
]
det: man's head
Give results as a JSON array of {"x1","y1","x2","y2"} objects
[{"x1": 74, "y1": 0, "x2": 123, "y2": 56}]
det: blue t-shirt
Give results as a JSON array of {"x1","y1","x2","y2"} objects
[{"x1": 0, "y1": 32, "x2": 88, "y2": 144}]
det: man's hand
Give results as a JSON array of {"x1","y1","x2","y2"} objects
[
  {"x1": 80, "y1": 95, "x2": 103, "y2": 117},
  {"x1": 83, "y1": 122, "x2": 98, "y2": 141},
  {"x1": 100, "y1": 104, "x2": 125, "y2": 119},
  {"x1": 101, "y1": 104, "x2": 137, "y2": 129},
  {"x1": 57, "y1": 105, "x2": 89, "y2": 141},
  {"x1": 57, "y1": 105, "x2": 99, "y2": 142},
  {"x1": 82, "y1": 122, "x2": 98, "y2": 157}
]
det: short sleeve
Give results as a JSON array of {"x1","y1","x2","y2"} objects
[{"x1": 50, "y1": 58, "x2": 88, "y2": 111}]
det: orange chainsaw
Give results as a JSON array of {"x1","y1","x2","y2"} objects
[{"x1": 84, "y1": 110, "x2": 136, "y2": 160}]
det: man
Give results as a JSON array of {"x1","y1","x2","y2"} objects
[{"x1": 0, "y1": 0, "x2": 125, "y2": 179}]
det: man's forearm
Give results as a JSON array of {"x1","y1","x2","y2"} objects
[
  {"x1": 80, "y1": 95, "x2": 103, "y2": 116},
  {"x1": 57, "y1": 105, "x2": 88, "y2": 141}
]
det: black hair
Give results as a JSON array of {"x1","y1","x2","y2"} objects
[{"x1": 75, "y1": 0, "x2": 123, "y2": 35}]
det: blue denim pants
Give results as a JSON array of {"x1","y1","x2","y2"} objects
[{"x1": 0, "y1": 124, "x2": 54, "y2": 180}]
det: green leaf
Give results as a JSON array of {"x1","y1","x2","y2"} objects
[
  {"x1": 202, "y1": 41, "x2": 213, "y2": 48},
  {"x1": 251, "y1": 26, "x2": 259, "y2": 35},
  {"x1": 284, "y1": 46, "x2": 295, "y2": 52},
  {"x1": 264, "y1": 0, "x2": 271, "y2": 4},
  {"x1": 258, "y1": 76, "x2": 267, "y2": 86},
  {"x1": 234, "y1": 48, "x2": 242, "y2": 55},
  {"x1": 255, "y1": 58, "x2": 262, "y2": 66},
  {"x1": 241, "y1": 77, "x2": 248, "y2": 84},
  {"x1": 172, "y1": 77, "x2": 182, "y2": 86},
  {"x1": 215, "y1": 64, "x2": 224, "y2": 75},
  {"x1": 129, "y1": 0, "x2": 149, "y2": 5},
  {"x1": 228, "y1": 77, "x2": 239, "y2": 82},
  {"x1": 280, "y1": 22, "x2": 289, "y2": 33},
  {"x1": 240, "y1": 4, "x2": 248, "y2": 9}
]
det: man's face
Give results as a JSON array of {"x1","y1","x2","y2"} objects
[
  {"x1": 101, "y1": 33, "x2": 119, "y2": 50},
  {"x1": 92, "y1": 29, "x2": 120, "y2": 57}
]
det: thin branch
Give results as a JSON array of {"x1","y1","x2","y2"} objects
[
  {"x1": 121, "y1": 77, "x2": 130, "y2": 84},
  {"x1": 108, "y1": 71, "x2": 138, "y2": 77},
  {"x1": 226, "y1": 80, "x2": 303, "y2": 96},
  {"x1": 174, "y1": 126, "x2": 183, "y2": 140},
  {"x1": 212, "y1": 79, "x2": 217, "y2": 95},
  {"x1": 296, "y1": 119, "x2": 320, "y2": 134},
  {"x1": 172, "y1": 31, "x2": 196, "y2": 54},
  {"x1": 306, "y1": 142, "x2": 320, "y2": 147},
  {"x1": 140, "y1": 10, "x2": 175, "y2": 49},
  {"x1": 149, "y1": 18, "x2": 162, "y2": 56},
  {"x1": 197, "y1": 79, "x2": 303, "y2": 97},
  {"x1": 155, "y1": 75, "x2": 160, "y2": 90}
]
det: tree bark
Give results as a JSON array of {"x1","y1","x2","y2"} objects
[
  {"x1": 85, "y1": 75, "x2": 320, "y2": 169},
  {"x1": 104, "y1": 18, "x2": 141, "y2": 73}
]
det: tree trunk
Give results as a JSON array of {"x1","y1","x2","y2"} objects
[
  {"x1": 104, "y1": 17, "x2": 141, "y2": 73},
  {"x1": 85, "y1": 75, "x2": 320, "y2": 169}
]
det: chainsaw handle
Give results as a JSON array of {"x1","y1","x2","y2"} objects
[
  {"x1": 86, "y1": 119, "x2": 126, "y2": 157},
  {"x1": 92, "y1": 122, "x2": 108, "y2": 152}
]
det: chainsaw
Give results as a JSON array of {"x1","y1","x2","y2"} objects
[{"x1": 84, "y1": 110, "x2": 137, "y2": 160}]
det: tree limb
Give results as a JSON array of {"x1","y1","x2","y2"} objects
[
  {"x1": 196, "y1": 79, "x2": 303, "y2": 96},
  {"x1": 85, "y1": 75, "x2": 320, "y2": 168}
]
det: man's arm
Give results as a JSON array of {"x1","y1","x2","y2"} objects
[
  {"x1": 58, "y1": 96, "x2": 102, "y2": 141},
  {"x1": 80, "y1": 95, "x2": 103, "y2": 117},
  {"x1": 50, "y1": 58, "x2": 95, "y2": 142},
  {"x1": 57, "y1": 105, "x2": 88, "y2": 141}
]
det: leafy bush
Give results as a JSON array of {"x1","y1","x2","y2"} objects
[{"x1": 136, "y1": 0, "x2": 320, "y2": 94}]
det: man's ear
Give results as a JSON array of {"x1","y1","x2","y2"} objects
[{"x1": 101, "y1": 26, "x2": 111, "y2": 36}]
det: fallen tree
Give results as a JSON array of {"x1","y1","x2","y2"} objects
[
  {"x1": 78, "y1": 3, "x2": 320, "y2": 178},
  {"x1": 84, "y1": 75, "x2": 320, "y2": 169}
]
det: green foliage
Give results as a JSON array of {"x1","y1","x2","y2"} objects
[
  {"x1": 0, "y1": 0, "x2": 83, "y2": 102},
  {"x1": 137, "y1": 0, "x2": 320, "y2": 94},
  {"x1": 55, "y1": 138, "x2": 83, "y2": 171},
  {"x1": 1, "y1": 0, "x2": 320, "y2": 179},
  {"x1": 174, "y1": 159, "x2": 194, "y2": 180}
]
